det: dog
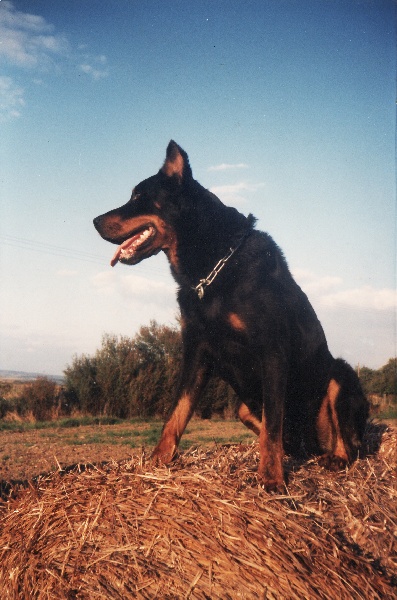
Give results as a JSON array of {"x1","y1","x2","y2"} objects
[{"x1": 93, "y1": 140, "x2": 369, "y2": 491}]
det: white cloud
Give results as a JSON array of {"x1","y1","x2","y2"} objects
[
  {"x1": 79, "y1": 61, "x2": 108, "y2": 80},
  {"x1": 0, "y1": 1, "x2": 53, "y2": 34},
  {"x1": 293, "y1": 268, "x2": 342, "y2": 295},
  {"x1": 91, "y1": 270, "x2": 179, "y2": 334},
  {"x1": 294, "y1": 269, "x2": 397, "y2": 312},
  {"x1": 92, "y1": 271, "x2": 177, "y2": 304},
  {"x1": 210, "y1": 181, "x2": 265, "y2": 206},
  {"x1": 78, "y1": 51, "x2": 108, "y2": 79},
  {"x1": 0, "y1": 75, "x2": 24, "y2": 121},
  {"x1": 91, "y1": 271, "x2": 118, "y2": 296},
  {"x1": 0, "y1": 0, "x2": 109, "y2": 113},
  {"x1": 321, "y1": 286, "x2": 397, "y2": 311},
  {"x1": 120, "y1": 273, "x2": 176, "y2": 303},
  {"x1": 292, "y1": 269, "x2": 396, "y2": 367},
  {"x1": 208, "y1": 163, "x2": 249, "y2": 172},
  {"x1": 0, "y1": 1, "x2": 70, "y2": 69}
]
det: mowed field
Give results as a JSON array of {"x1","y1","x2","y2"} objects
[{"x1": 0, "y1": 417, "x2": 257, "y2": 482}]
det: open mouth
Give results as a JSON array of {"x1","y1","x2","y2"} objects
[{"x1": 110, "y1": 226, "x2": 156, "y2": 267}]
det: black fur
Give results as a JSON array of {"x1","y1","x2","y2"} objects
[{"x1": 94, "y1": 141, "x2": 369, "y2": 490}]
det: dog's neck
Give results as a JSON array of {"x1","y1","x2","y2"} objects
[
  {"x1": 165, "y1": 216, "x2": 254, "y2": 294},
  {"x1": 190, "y1": 229, "x2": 251, "y2": 299}
]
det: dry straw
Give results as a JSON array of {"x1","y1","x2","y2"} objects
[{"x1": 0, "y1": 422, "x2": 396, "y2": 599}]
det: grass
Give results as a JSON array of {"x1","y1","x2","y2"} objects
[
  {"x1": 377, "y1": 407, "x2": 397, "y2": 420},
  {"x1": 58, "y1": 416, "x2": 124, "y2": 428},
  {"x1": 0, "y1": 415, "x2": 144, "y2": 432},
  {"x1": 0, "y1": 412, "x2": 395, "y2": 439},
  {"x1": 2, "y1": 411, "x2": 395, "y2": 442},
  {"x1": 0, "y1": 416, "x2": 258, "y2": 482},
  {"x1": 0, "y1": 420, "x2": 51, "y2": 432},
  {"x1": 56, "y1": 421, "x2": 254, "y2": 449}
]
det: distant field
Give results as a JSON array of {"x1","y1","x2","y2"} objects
[
  {"x1": 0, "y1": 417, "x2": 257, "y2": 482},
  {"x1": 1, "y1": 413, "x2": 396, "y2": 484}
]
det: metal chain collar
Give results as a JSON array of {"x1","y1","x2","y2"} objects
[{"x1": 192, "y1": 233, "x2": 249, "y2": 300}]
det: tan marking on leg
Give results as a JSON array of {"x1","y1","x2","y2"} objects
[
  {"x1": 316, "y1": 395, "x2": 333, "y2": 452},
  {"x1": 238, "y1": 403, "x2": 261, "y2": 435},
  {"x1": 227, "y1": 312, "x2": 246, "y2": 332},
  {"x1": 317, "y1": 378, "x2": 349, "y2": 468},
  {"x1": 152, "y1": 393, "x2": 193, "y2": 464},
  {"x1": 328, "y1": 379, "x2": 349, "y2": 461}
]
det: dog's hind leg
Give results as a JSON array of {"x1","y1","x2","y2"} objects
[
  {"x1": 316, "y1": 379, "x2": 349, "y2": 470},
  {"x1": 316, "y1": 359, "x2": 368, "y2": 470}
]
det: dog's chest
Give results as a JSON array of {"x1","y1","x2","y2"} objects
[{"x1": 194, "y1": 301, "x2": 253, "y2": 356}]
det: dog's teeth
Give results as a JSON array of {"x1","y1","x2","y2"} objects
[{"x1": 115, "y1": 227, "x2": 154, "y2": 264}]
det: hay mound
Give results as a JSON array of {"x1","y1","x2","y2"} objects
[{"x1": 0, "y1": 423, "x2": 396, "y2": 599}]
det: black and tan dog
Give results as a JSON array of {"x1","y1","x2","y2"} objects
[{"x1": 94, "y1": 141, "x2": 368, "y2": 491}]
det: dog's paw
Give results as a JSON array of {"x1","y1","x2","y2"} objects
[
  {"x1": 151, "y1": 443, "x2": 177, "y2": 466},
  {"x1": 318, "y1": 453, "x2": 348, "y2": 472},
  {"x1": 258, "y1": 476, "x2": 286, "y2": 494}
]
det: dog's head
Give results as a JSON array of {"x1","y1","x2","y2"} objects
[{"x1": 93, "y1": 140, "x2": 191, "y2": 267}]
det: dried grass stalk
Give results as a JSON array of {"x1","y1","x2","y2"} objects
[{"x1": 0, "y1": 422, "x2": 396, "y2": 599}]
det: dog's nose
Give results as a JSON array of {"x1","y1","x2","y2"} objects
[{"x1": 93, "y1": 216, "x2": 102, "y2": 230}]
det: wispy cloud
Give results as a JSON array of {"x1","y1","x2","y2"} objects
[
  {"x1": 293, "y1": 269, "x2": 343, "y2": 295},
  {"x1": 120, "y1": 273, "x2": 176, "y2": 303},
  {"x1": 0, "y1": 75, "x2": 24, "y2": 121},
  {"x1": 0, "y1": 1, "x2": 70, "y2": 69},
  {"x1": 91, "y1": 271, "x2": 178, "y2": 328},
  {"x1": 210, "y1": 181, "x2": 265, "y2": 206},
  {"x1": 294, "y1": 269, "x2": 397, "y2": 312},
  {"x1": 92, "y1": 271, "x2": 176, "y2": 305},
  {"x1": 91, "y1": 271, "x2": 118, "y2": 296},
  {"x1": 0, "y1": 2, "x2": 109, "y2": 120},
  {"x1": 78, "y1": 54, "x2": 109, "y2": 80},
  {"x1": 321, "y1": 286, "x2": 397, "y2": 311},
  {"x1": 208, "y1": 163, "x2": 249, "y2": 172}
]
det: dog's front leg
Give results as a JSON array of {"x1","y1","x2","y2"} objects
[
  {"x1": 151, "y1": 343, "x2": 210, "y2": 465},
  {"x1": 258, "y1": 357, "x2": 286, "y2": 492}
]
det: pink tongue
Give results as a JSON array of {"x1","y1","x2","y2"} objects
[{"x1": 110, "y1": 232, "x2": 142, "y2": 267}]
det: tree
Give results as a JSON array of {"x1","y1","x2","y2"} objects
[
  {"x1": 376, "y1": 358, "x2": 397, "y2": 396},
  {"x1": 359, "y1": 358, "x2": 397, "y2": 398},
  {"x1": 64, "y1": 322, "x2": 183, "y2": 418},
  {"x1": 131, "y1": 322, "x2": 182, "y2": 417}
]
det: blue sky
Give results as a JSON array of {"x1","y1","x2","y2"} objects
[{"x1": 0, "y1": 0, "x2": 395, "y2": 376}]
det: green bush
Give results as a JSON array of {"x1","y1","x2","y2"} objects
[
  {"x1": 23, "y1": 377, "x2": 59, "y2": 421},
  {"x1": 0, "y1": 397, "x2": 13, "y2": 419},
  {"x1": 64, "y1": 320, "x2": 238, "y2": 420},
  {"x1": 64, "y1": 321, "x2": 182, "y2": 419}
]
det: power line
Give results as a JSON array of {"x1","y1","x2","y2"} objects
[
  {"x1": 1, "y1": 234, "x2": 104, "y2": 265},
  {"x1": 0, "y1": 234, "x2": 172, "y2": 278}
]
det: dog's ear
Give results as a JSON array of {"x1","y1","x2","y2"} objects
[{"x1": 162, "y1": 140, "x2": 192, "y2": 181}]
